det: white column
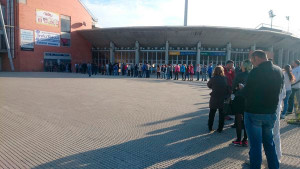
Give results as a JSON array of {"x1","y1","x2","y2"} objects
[
  {"x1": 165, "y1": 41, "x2": 169, "y2": 64},
  {"x1": 251, "y1": 44, "x2": 256, "y2": 51},
  {"x1": 110, "y1": 42, "x2": 115, "y2": 63},
  {"x1": 226, "y1": 43, "x2": 231, "y2": 61},
  {"x1": 196, "y1": 41, "x2": 201, "y2": 65},
  {"x1": 278, "y1": 48, "x2": 283, "y2": 68},
  {"x1": 135, "y1": 41, "x2": 139, "y2": 65}
]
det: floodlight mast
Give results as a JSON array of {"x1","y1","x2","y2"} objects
[
  {"x1": 184, "y1": 0, "x2": 188, "y2": 26},
  {"x1": 269, "y1": 10, "x2": 276, "y2": 29}
]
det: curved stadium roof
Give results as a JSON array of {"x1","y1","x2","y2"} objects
[{"x1": 79, "y1": 26, "x2": 300, "y2": 52}]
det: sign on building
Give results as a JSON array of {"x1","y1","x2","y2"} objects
[
  {"x1": 20, "y1": 29, "x2": 34, "y2": 51},
  {"x1": 35, "y1": 30, "x2": 60, "y2": 47},
  {"x1": 36, "y1": 9, "x2": 59, "y2": 27}
]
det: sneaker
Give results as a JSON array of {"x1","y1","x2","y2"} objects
[
  {"x1": 225, "y1": 116, "x2": 233, "y2": 120},
  {"x1": 280, "y1": 115, "x2": 285, "y2": 119},
  {"x1": 242, "y1": 140, "x2": 248, "y2": 147},
  {"x1": 232, "y1": 140, "x2": 242, "y2": 146},
  {"x1": 231, "y1": 124, "x2": 236, "y2": 128}
]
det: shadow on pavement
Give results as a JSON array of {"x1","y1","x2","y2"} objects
[{"x1": 33, "y1": 109, "x2": 249, "y2": 169}]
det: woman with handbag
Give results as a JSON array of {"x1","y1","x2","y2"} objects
[
  {"x1": 207, "y1": 66, "x2": 230, "y2": 133},
  {"x1": 231, "y1": 60, "x2": 253, "y2": 146}
]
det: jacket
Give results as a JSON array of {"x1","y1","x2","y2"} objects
[
  {"x1": 232, "y1": 71, "x2": 249, "y2": 113},
  {"x1": 207, "y1": 75, "x2": 230, "y2": 109},
  {"x1": 292, "y1": 66, "x2": 300, "y2": 89},
  {"x1": 240, "y1": 61, "x2": 284, "y2": 114},
  {"x1": 180, "y1": 65, "x2": 186, "y2": 72}
]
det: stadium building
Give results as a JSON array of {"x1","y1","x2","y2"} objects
[{"x1": 1, "y1": 0, "x2": 300, "y2": 72}]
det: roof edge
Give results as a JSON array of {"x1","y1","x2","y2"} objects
[{"x1": 78, "y1": 0, "x2": 98, "y2": 22}]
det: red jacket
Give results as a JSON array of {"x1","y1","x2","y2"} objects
[{"x1": 223, "y1": 67, "x2": 235, "y2": 87}]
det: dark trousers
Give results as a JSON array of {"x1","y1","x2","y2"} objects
[
  {"x1": 157, "y1": 72, "x2": 160, "y2": 79},
  {"x1": 208, "y1": 108, "x2": 225, "y2": 131},
  {"x1": 174, "y1": 72, "x2": 179, "y2": 80},
  {"x1": 170, "y1": 72, "x2": 173, "y2": 79},
  {"x1": 235, "y1": 113, "x2": 247, "y2": 141},
  {"x1": 181, "y1": 72, "x2": 185, "y2": 80},
  {"x1": 288, "y1": 88, "x2": 299, "y2": 112}
]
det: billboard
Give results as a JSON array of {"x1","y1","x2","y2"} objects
[
  {"x1": 20, "y1": 29, "x2": 34, "y2": 51},
  {"x1": 35, "y1": 30, "x2": 60, "y2": 47},
  {"x1": 36, "y1": 9, "x2": 59, "y2": 27}
]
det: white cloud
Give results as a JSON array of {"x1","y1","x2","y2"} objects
[{"x1": 82, "y1": 0, "x2": 300, "y2": 34}]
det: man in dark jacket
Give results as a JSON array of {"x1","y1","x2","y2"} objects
[{"x1": 240, "y1": 50, "x2": 283, "y2": 169}]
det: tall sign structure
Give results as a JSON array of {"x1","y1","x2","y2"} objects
[{"x1": 184, "y1": 0, "x2": 188, "y2": 26}]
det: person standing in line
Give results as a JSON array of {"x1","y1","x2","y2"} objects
[
  {"x1": 281, "y1": 65, "x2": 295, "y2": 119},
  {"x1": 239, "y1": 50, "x2": 283, "y2": 169},
  {"x1": 196, "y1": 64, "x2": 201, "y2": 81},
  {"x1": 164, "y1": 64, "x2": 168, "y2": 79},
  {"x1": 157, "y1": 65, "x2": 161, "y2": 79},
  {"x1": 189, "y1": 64, "x2": 194, "y2": 81},
  {"x1": 273, "y1": 82, "x2": 286, "y2": 164},
  {"x1": 87, "y1": 62, "x2": 92, "y2": 77},
  {"x1": 223, "y1": 60, "x2": 236, "y2": 121},
  {"x1": 208, "y1": 63, "x2": 213, "y2": 79},
  {"x1": 166, "y1": 64, "x2": 171, "y2": 80},
  {"x1": 106, "y1": 63, "x2": 109, "y2": 75},
  {"x1": 170, "y1": 64, "x2": 173, "y2": 79},
  {"x1": 231, "y1": 60, "x2": 253, "y2": 147},
  {"x1": 174, "y1": 64, "x2": 180, "y2": 80},
  {"x1": 207, "y1": 66, "x2": 230, "y2": 133},
  {"x1": 185, "y1": 64, "x2": 190, "y2": 81},
  {"x1": 287, "y1": 60, "x2": 300, "y2": 115},
  {"x1": 127, "y1": 64, "x2": 131, "y2": 76},
  {"x1": 181, "y1": 64, "x2": 186, "y2": 80},
  {"x1": 146, "y1": 63, "x2": 151, "y2": 78},
  {"x1": 138, "y1": 64, "x2": 142, "y2": 77},
  {"x1": 201, "y1": 65, "x2": 208, "y2": 81},
  {"x1": 160, "y1": 65, "x2": 165, "y2": 79}
]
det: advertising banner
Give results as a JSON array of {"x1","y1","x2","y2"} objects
[
  {"x1": 36, "y1": 9, "x2": 59, "y2": 27},
  {"x1": 169, "y1": 51, "x2": 180, "y2": 55},
  {"x1": 201, "y1": 51, "x2": 226, "y2": 56},
  {"x1": 35, "y1": 30, "x2": 60, "y2": 47},
  {"x1": 180, "y1": 51, "x2": 197, "y2": 55},
  {"x1": 20, "y1": 29, "x2": 34, "y2": 51}
]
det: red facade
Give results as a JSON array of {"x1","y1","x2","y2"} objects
[{"x1": 1, "y1": 0, "x2": 94, "y2": 71}]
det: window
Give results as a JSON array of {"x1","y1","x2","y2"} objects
[{"x1": 60, "y1": 15, "x2": 71, "y2": 47}]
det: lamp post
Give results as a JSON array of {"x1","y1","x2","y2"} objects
[
  {"x1": 286, "y1": 16, "x2": 290, "y2": 32},
  {"x1": 184, "y1": 0, "x2": 188, "y2": 26},
  {"x1": 269, "y1": 10, "x2": 276, "y2": 29}
]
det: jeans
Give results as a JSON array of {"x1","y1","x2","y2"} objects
[
  {"x1": 281, "y1": 90, "x2": 292, "y2": 116},
  {"x1": 185, "y1": 73, "x2": 190, "y2": 80},
  {"x1": 244, "y1": 112, "x2": 279, "y2": 169},
  {"x1": 181, "y1": 72, "x2": 185, "y2": 80},
  {"x1": 208, "y1": 73, "x2": 212, "y2": 79},
  {"x1": 196, "y1": 72, "x2": 200, "y2": 80},
  {"x1": 288, "y1": 88, "x2": 299, "y2": 112},
  {"x1": 202, "y1": 74, "x2": 207, "y2": 81}
]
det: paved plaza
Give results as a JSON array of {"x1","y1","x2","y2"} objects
[{"x1": 0, "y1": 72, "x2": 299, "y2": 169}]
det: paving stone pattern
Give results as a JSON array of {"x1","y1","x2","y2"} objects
[{"x1": 0, "y1": 72, "x2": 299, "y2": 169}]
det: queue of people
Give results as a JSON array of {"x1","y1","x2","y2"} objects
[
  {"x1": 81, "y1": 62, "x2": 217, "y2": 81},
  {"x1": 207, "y1": 50, "x2": 300, "y2": 169}
]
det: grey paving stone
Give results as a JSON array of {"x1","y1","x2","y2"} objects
[{"x1": 0, "y1": 72, "x2": 299, "y2": 169}]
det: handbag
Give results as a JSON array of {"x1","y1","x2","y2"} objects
[{"x1": 224, "y1": 98, "x2": 234, "y2": 115}]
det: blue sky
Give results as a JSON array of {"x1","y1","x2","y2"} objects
[{"x1": 82, "y1": 0, "x2": 300, "y2": 35}]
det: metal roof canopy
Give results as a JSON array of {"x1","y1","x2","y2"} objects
[{"x1": 78, "y1": 26, "x2": 300, "y2": 52}]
